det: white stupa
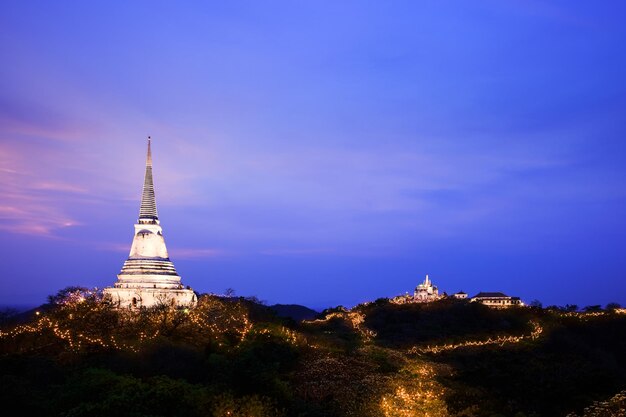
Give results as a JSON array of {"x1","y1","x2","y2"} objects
[{"x1": 103, "y1": 139, "x2": 197, "y2": 309}]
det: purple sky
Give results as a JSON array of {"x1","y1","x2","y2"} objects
[{"x1": 1, "y1": 1, "x2": 625, "y2": 309}]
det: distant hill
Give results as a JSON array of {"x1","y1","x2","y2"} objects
[
  {"x1": 0, "y1": 305, "x2": 36, "y2": 313},
  {"x1": 0, "y1": 304, "x2": 50, "y2": 326},
  {"x1": 269, "y1": 303, "x2": 318, "y2": 321}
]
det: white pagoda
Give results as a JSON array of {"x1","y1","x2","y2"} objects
[{"x1": 103, "y1": 139, "x2": 197, "y2": 309}]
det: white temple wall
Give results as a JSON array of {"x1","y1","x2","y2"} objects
[{"x1": 104, "y1": 287, "x2": 196, "y2": 309}]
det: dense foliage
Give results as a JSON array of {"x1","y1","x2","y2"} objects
[{"x1": 1, "y1": 289, "x2": 625, "y2": 417}]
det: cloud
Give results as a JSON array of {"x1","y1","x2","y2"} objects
[
  {"x1": 95, "y1": 242, "x2": 226, "y2": 260},
  {"x1": 168, "y1": 139, "x2": 571, "y2": 227},
  {"x1": 168, "y1": 247, "x2": 227, "y2": 260},
  {"x1": 32, "y1": 181, "x2": 89, "y2": 193},
  {"x1": 95, "y1": 242, "x2": 130, "y2": 253},
  {"x1": 0, "y1": 97, "x2": 97, "y2": 142},
  {"x1": 0, "y1": 141, "x2": 86, "y2": 237},
  {"x1": 0, "y1": 195, "x2": 81, "y2": 237}
]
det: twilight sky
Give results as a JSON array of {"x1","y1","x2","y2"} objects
[{"x1": 1, "y1": 1, "x2": 625, "y2": 309}]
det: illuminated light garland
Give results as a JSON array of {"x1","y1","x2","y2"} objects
[
  {"x1": 303, "y1": 310, "x2": 377, "y2": 341},
  {"x1": 557, "y1": 311, "x2": 607, "y2": 318},
  {"x1": 3, "y1": 292, "x2": 621, "y2": 358},
  {"x1": 253, "y1": 326, "x2": 304, "y2": 345},
  {"x1": 565, "y1": 390, "x2": 626, "y2": 417},
  {"x1": 0, "y1": 315, "x2": 140, "y2": 352},
  {"x1": 554, "y1": 309, "x2": 626, "y2": 321},
  {"x1": 348, "y1": 310, "x2": 377, "y2": 341},
  {"x1": 0, "y1": 295, "x2": 260, "y2": 354},
  {"x1": 409, "y1": 321, "x2": 544, "y2": 354},
  {"x1": 379, "y1": 362, "x2": 449, "y2": 417}
]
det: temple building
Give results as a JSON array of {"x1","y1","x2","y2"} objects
[
  {"x1": 470, "y1": 292, "x2": 523, "y2": 308},
  {"x1": 103, "y1": 139, "x2": 197, "y2": 309},
  {"x1": 452, "y1": 291, "x2": 468, "y2": 299},
  {"x1": 391, "y1": 274, "x2": 443, "y2": 304},
  {"x1": 414, "y1": 274, "x2": 442, "y2": 302}
]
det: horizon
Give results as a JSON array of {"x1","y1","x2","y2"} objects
[{"x1": 1, "y1": 1, "x2": 626, "y2": 309}]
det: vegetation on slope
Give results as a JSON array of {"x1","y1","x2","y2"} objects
[{"x1": 1, "y1": 288, "x2": 625, "y2": 417}]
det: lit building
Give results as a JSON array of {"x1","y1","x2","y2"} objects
[
  {"x1": 103, "y1": 139, "x2": 197, "y2": 309},
  {"x1": 470, "y1": 292, "x2": 523, "y2": 308},
  {"x1": 391, "y1": 274, "x2": 443, "y2": 304},
  {"x1": 414, "y1": 274, "x2": 441, "y2": 302},
  {"x1": 452, "y1": 291, "x2": 468, "y2": 299}
]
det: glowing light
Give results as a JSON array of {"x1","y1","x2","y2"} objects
[
  {"x1": 0, "y1": 292, "x2": 261, "y2": 354},
  {"x1": 565, "y1": 390, "x2": 626, "y2": 417},
  {"x1": 379, "y1": 362, "x2": 449, "y2": 417},
  {"x1": 303, "y1": 309, "x2": 377, "y2": 341},
  {"x1": 409, "y1": 321, "x2": 544, "y2": 354}
]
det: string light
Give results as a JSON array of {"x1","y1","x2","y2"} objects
[
  {"x1": 303, "y1": 310, "x2": 377, "y2": 340},
  {"x1": 409, "y1": 321, "x2": 544, "y2": 355},
  {"x1": 379, "y1": 361, "x2": 449, "y2": 417},
  {"x1": 564, "y1": 390, "x2": 626, "y2": 417},
  {"x1": 0, "y1": 292, "x2": 259, "y2": 354}
]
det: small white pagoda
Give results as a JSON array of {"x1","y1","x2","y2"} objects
[{"x1": 103, "y1": 139, "x2": 197, "y2": 309}]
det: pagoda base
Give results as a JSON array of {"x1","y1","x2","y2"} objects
[{"x1": 103, "y1": 287, "x2": 197, "y2": 310}]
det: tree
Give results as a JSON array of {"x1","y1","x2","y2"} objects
[
  {"x1": 529, "y1": 300, "x2": 543, "y2": 309},
  {"x1": 0, "y1": 308, "x2": 18, "y2": 326},
  {"x1": 606, "y1": 302, "x2": 621, "y2": 311},
  {"x1": 47, "y1": 286, "x2": 97, "y2": 305},
  {"x1": 245, "y1": 295, "x2": 266, "y2": 305}
]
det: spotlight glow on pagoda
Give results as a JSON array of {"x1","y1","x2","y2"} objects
[{"x1": 103, "y1": 139, "x2": 196, "y2": 309}]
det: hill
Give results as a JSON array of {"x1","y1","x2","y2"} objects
[
  {"x1": 1, "y1": 291, "x2": 625, "y2": 417},
  {"x1": 269, "y1": 304, "x2": 318, "y2": 321}
]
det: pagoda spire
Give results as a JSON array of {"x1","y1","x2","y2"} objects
[
  {"x1": 103, "y1": 137, "x2": 196, "y2": 309},
  {"x1": 139, "y1": 137, "x2": 159, "y2": 223}
]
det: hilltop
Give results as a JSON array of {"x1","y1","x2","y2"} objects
[
  {"x1": 269, "y1": 304, "x2": 319, "y2": 321},
  {"x1": 1, "y1": 289, "x2": 625, "y2": 417}
]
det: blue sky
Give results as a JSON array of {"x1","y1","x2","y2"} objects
[{"x1": 1, "y1": 1, "x2": 625, "y2": 309}]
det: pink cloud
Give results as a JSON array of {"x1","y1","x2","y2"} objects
[
  {"x1": 0, "y1": 98, "x2": 98, "y2": 142},
  {"x1": 169, "y1": 248, "x2": 226, "y2": 260},
  {"x1": 95, "y1": 242, "x2": 130, "y2": 253},
  {"x1": 32, "y1": 181, "x2": 89, "y2": 193},
  {"x1": 0, "y1": 143, "x2": 83, "y2": 237},
  {"x1": 96, "y1": 242, "x2": 227, "y2": 260}
]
